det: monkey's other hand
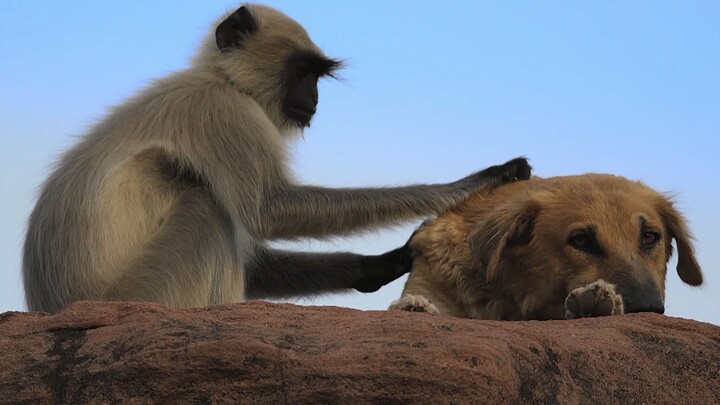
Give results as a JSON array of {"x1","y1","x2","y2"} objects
[
  {"x1": 355, "y1": 243, "x2": 413, "y2": 293},
  {"x1": 456, "y1": 157, "x2": 532, "y2": 190}
]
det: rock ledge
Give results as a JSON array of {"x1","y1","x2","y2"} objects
[{"x1": 1, "y1": 301, "x2": 719, "y2": 404}]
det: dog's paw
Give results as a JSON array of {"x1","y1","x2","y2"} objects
[
  {"x1": 565, "y1": 280, "x2": 624, "y2": 319},
  {"x1": 388, "y1": 294, "x2": 440, "y2": 314}
]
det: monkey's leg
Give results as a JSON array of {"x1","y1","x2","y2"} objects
[
  {"x1": 245, "y1": 245, "x2": 411, "y2": 299},
  {"x1": 103, "y1": 188, "x2": 242, "y2": 308}
]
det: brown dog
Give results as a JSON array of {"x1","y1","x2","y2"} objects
[{"x1": 389, "y1": 174, "x2": 703, "y2": 320}]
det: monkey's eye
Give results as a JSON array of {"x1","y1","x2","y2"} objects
[
  {"x1": 641, "y1": 231, "x2": 660, "y2": 247},
  {"x1": 293, "y1": 62, "x2": 311, "y2": 79}
]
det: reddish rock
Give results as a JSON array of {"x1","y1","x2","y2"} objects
[{"x1": 0, "y1": 301, "x2": 718, "y2": 404}]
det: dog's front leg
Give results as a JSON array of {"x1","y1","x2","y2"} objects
[{"x1": 565, "y1": 280, "x2": 625, "y2": 319}]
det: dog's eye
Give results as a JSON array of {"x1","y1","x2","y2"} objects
[
  {"x1": 568, "y1": 233, "x2": 590, "y2": 249},
  {"x1": 568, "y1": 229, "x2": 604, "y2": 257},
  {"x1": 642, "y1": 231, "x2": 660, "y2": 247}
]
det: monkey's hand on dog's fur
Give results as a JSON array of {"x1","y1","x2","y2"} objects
[
  {"x1": 353, "y1": 158, "x2": 531, "y2": 295},
  {"x1": 565, "y1": 280, "x2": 625, "y2": 319},
  {"x1": 354, "y1": 243, "x2": 414, "y2": 293},
  {"x1": 454, "y1": 157, "x2": 532, "y2": 190}
]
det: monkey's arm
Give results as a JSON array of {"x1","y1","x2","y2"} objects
[
  {"x1": 258, "y1": 157, "x2": 528, "y2": 239},
  {"x1": 245, "y1": 244, "x2": 412, "y2": 299}
]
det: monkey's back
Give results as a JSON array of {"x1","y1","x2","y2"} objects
[
  {"x1": 23, "y1": 134, "x2": 111, "y2": 312},
  {"x1": 22, "y1": 87, "x2": 191, "y2": 313}
]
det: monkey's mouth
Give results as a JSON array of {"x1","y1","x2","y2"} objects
[{"x1": 286, "y1": 106, "x2": 315, "y2": 127}]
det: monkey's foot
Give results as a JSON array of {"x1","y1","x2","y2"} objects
[
  {"x1": 565, "y1": 280, "x2": 624, "y2": 319},
  {"x1": 388, "y1": 294, "x2": 440, "y2": 314}
]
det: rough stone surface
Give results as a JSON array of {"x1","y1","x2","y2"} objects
[{"x1": 1, "y1": 301, "x2": 719, "y2": 405}]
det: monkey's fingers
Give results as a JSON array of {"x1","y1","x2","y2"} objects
[
  {"x1": 457, "y1": 157, "x2": 533, "y2": 191},
  {"x1": 498, "y1": 156, "x2": 532, "y2": 183},
  {"x1": 512, "y1": 156, "x2": 533, "y2": 181}
]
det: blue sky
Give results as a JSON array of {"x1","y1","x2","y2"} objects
[{"x1": 1, "y1": 1, "x2": 718, "y2": 323}]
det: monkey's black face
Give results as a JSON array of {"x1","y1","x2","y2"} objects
[
  {"x1": 214, "y1": 6, "x2": 343, "y2": 129},
  {"x1": 283, "y1": 51, "x2": 342, "y2": 127}
]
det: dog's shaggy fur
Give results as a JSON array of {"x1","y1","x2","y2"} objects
[{"x1": 390, "y1": 174, "x2": 703, "y2": 320}]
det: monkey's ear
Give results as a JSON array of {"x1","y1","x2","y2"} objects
[
  {"x1": 656, "y1": 196, "x2": 703, "y2": 286},
  {"x1": 216, "y1": 6, "x2": 258, "y2": 52},
  {"x1": 468, "y1": 201, "x2": 538, "y2": 281}
]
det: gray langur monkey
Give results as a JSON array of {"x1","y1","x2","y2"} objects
[{"x1": 22, "y1": 4, "x2": 531, "y2": 313}]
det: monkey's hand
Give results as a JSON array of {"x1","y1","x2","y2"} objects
[
  {"x1": 455, "y1": 157, "x2": 532, "y2": 190},
  {"x1": 355, "y1": 242, "x2": 414, "y2": 293}
]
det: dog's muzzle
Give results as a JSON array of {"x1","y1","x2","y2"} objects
[{"x1": 616, "y1": 275, "x2": 665, "y2": 314}]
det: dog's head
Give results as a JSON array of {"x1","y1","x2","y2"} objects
[{"x1": 468, "y1": 174, "x2": 702, "y2": 317}]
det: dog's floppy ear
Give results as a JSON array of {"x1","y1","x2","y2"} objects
[
  {"x1": 469, "y1": 200, "x2": 539, "y2": 281},
  {"x1": 656, "y1": 196, "x2": 703, "y2": 286}
]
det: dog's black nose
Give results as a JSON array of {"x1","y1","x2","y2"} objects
[
  {"x1": 615, "y1": 279, "x2": 664, "y2": 314},
  {"x1": 624, "y1": 292, "x2": 665, "y2": 314}
]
